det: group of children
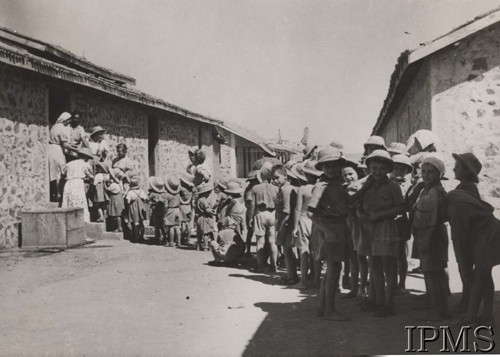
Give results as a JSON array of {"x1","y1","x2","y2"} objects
[{"x1": 240, "y1": 129, "x2": 500, "y2": 326}]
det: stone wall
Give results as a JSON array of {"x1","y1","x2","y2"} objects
[
  {"x1": 379, "y1": 60, "x2": 433, "y2": 145},
  {"x1": 72, "y1": 88, "x2": 149, "y2": 186},
  {"x1": 0, "y1": 64, "x2": 48, "y2": 249},
  {"x1": 430, "y1": 22, "x2": 500, "y2": 209},
  {"x1": 218, "y1": 128, "x2": 235, "y2": 180}
]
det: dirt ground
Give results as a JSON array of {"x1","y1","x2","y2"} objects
[{"x1": 1, "y1": 239, "x2": 499, "y2": 355}]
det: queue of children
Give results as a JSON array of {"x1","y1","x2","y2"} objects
[{"x1": 229, "y1": 130, "x2": 500, "y2": 326}]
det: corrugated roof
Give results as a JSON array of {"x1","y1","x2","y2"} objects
[{"x1": 372, "y1": 6, "x2": 500, "y2": 135}]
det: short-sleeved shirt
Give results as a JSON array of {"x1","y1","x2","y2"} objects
[
  {"x1": 164, "y1": 191, "x2": 180, "y2": 209},
  {"x1": 276, "y1": 183, "x2": 294, "y2": 224},
  {"x1": 70, "y1": 125, "x2": 86, "y2": 147},
  {"x1": 413, "y1": 184, "x2": 447, "y2": 230},
  {"x1": 112, "y1": 156, "x2": 134, "y2": 173},
  {"x1": 361, "y1": 177, "x2": 404, "y2": 214},
  {"x1": 252, "y1": 182, "x2": 279, "y2": 211},
  {"x1": 456, "y1": 181, "x2": 480, "y2": 199},
  {"x1": 49, "y1": 123, "x2": 70, "y2": 145},
  {"x1": 308, "y1": 179, "x2": 350, "y2": 219}
]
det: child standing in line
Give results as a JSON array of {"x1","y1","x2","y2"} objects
[
  {"x1": 180, "y1": 173, "x2": 195, "y2": 246},
  {"x1": 91, "y1": 161, "x2": 109, "y2": 223},
  {"x1": 125, "y1": 177, "x2": 147, "y2": 243},
  {"x1": 451, "y1": 152, "x2": 482, "y2": 312},
  {"x1": 244, "y1": 170, "x2": 261, "y2": 257},
  {"x1": 292, "y1": 160, "x2": 322, "y2": 290},
  {"x1": 250, "y1": 161, "x2": 279, "y2": 272},
  {"x1": 148, "y1": 176, "x2": 167, "y2": 245},
  {"x1": 447, "y1": 184, "x2": 500, "y2": 327},
  {"x1": 163, "y1": 176, "x2": 181, "y2": 247},
  {"x1": 412, "y1": 155, "x2": 450, "y2": 321},
  {"x1": 195, "y1": 182, "x2": 218, "y2": 251},
  {"x1": 273, "y1": 164, "x2": 298, "y2": 284},
  {"x1": 106, "y1": 168, "x2": 126, "y2": 232},
  {"x1": 357, "y1": 150, "x2": 406, "y2": 317},
  {"x1": 390, "y1": 154, "x2": 413, "y2": 294},
  {"x1": 308, "y1": 147, "x2": 351, "y2": 321}
]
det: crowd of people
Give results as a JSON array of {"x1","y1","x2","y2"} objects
[{"x1": 48, "y1": 111, "x2": 500, "y2": 327}]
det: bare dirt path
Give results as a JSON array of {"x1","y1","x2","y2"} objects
[{"x1": 1, "y1": 240, "x2": 499, "y2": 355}]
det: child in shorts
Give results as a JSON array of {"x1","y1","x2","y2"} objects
[
  {"x1": 163, "y1": 176, "x2": 181, "y2": 247},
  {"x1": 148, "y1": 176, "x2": 167, "y2": 245},
  {"x1": 180, "y1": 173, "x2": 195, "y2": 246},
  {"x1": 195, "y1": 182, "x2": 218, "y2": 251},
  {"x1": 308, "y1": 147, "x2": 351, "y2": 321}
]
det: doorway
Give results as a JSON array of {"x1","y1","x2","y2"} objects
[
  {"x1": 148, "y1": 117, "x2": 159, "y2": 176},
  {"x1": 48, "y1": 88, "x2": 71, "y2": 126}
]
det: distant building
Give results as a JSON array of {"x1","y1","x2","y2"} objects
[
  {"x1": 372, "y1": 8, "x2": 500, "y2": 208},
  {"x1": 0, "y1": 26, "x2": 274, "y2": 249}
]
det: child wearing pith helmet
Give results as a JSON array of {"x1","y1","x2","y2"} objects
[
  {"x1": 451, "y1": 152, "x2": 482, "y2": 312},
  {"x1": 357, "y1": 150, "x2": 406, "y2": 317},
  {"x1": 412, "y1": 154, "x2": 450, "y2": 321},
  {"x1": 308, "y1": 147, "x2": 351, "y2": 321}
]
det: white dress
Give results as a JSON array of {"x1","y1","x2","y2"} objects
[{"x1": 62, "y1": 159, "x2": 92, "y2": 222}]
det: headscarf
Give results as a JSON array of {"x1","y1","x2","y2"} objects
[{"x1": 56, "y1": 112, "x2": 72, "y2": 124}]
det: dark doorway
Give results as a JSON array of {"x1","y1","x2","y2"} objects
[
  {"x1": 48, "y1": 88, "x2": 71, "y2": 126},
  {"x1": 148, "y1": 117, "x2": 159, "y2": 176}
]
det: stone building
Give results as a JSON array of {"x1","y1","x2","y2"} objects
[
  {"x1": 0, "y1": 26, "x2": 274, "y2": 249},
  {"x1": 372, "y1": 8, "x2": 500, "y2": 209}
]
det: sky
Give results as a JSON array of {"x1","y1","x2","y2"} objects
[{"x1": 1, "y1": 0, "x2": 500, "y2": 152}]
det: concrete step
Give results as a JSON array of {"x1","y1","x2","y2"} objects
[
  {"x1": 101, "y1": 231, "x2": 124, "y2": 240},
  {"x1": 85, "y1": 222, "x2": 107, "y2": 240}
]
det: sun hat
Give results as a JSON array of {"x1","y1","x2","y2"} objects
[
  {"x1": 129, "y1": 177, "x2": 141, "y2": 189},
  {"x1": 258, "y1": 161, "x2": 274, "y2": 182},
  {"x1": 302, "y1": 144, "x2": 318, "y2": 160},
  {"x1": 90, "y1": 126, "x2": 106, "y2": 137},
  {"x1": 180, "y1": 172, "x2": 195, "y2": 187},
  {"x1": 109, "y1": 168, "x2": 125, "y2": 183},
  {"x1": 421, "y1": 154, "x2": 446, "y2": 178},
  {"x1": 126, "y1": 170, "x2": 140, "y2": 183},
  {"x1": 196, "y1": 182, "x2": 214, "y2": 195},
  {"x1": 215, "y1": 178, "x2": 228, "y2": 191},
  {"x1": 392, "y1": 154, "x2": 413, "y2": 173},
  {"x1": 452, "y1": 152, "x2": 482, "y2": 183},
  {"x1": 387, "y1": 142, "x2": 406, "y2": 156},
  {"x1": 291, "y1": 162, "x2": 307, "y2": 182},
  {"x1": 365, "y1": 149, "x2": 394, "y2": 171},
  {"x1": 165, "y1": 176, "x2": 180, "y2": 194},
  {"x1": 413, "y1": 129, "x2": 438, "y2": 151},
  {"x1": 77, "y1": 147, "x2": 95, "y2": 160},
  {"x1": 95, "y1": 160, "x2": 109, "y2": 174},
  {"x1": 284, "y1": 160, "x2": 298, "y2": 180},
  {"x1": 364, "y1": 136, "x2": 387, "y2": 150},
  {"x1": 329, "y1": 140, "x2": 344, "y2": 150},
  {"x1": 302, "y1": 160, "x2": 322, "y2": 177},
  {"x1": 246, "y1": 170, "x2": 261, "y2": 183},
  {"x1": 148, "y1": 176, "x2": 166, "y2": 193},
  {"x1": 315, "y1": 147, "x2": 345, "y2": 170},
  {"x1": 225, "y1": 181, "x2": 243, "y2": 195}
]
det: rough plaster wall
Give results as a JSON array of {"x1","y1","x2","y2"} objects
[
  {"x1": 201, "y1": 123, "x2": 214, "y2": 178},
  {"x1": 72, "y1": 89, "x2": 149, "y2": 187},
  {"x1": 157, "y1": 114, "x2": 198, "y2": 178},
  {"x1": 430, "y1": 22, "x2": 500, "y2": 209},
  {"x1": 0, "y1": 65, "x2": 48, "y2": 249},
  {"x1": 380, "y1": 61, "x2": 433, "y2": 145}
]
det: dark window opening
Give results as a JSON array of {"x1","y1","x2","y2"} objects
[
  {"x1": 48, "y1": 88, "x2": 71, "y2": 126},
  {"x1": 148, "y1": 117, "x2": 159, "y2": 176}
]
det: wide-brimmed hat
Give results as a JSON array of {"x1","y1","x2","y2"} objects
[
  {"x1": 365, "y1": 149, "x2": 393, "y2": 170},
  {"x1": 148, "y1": 176, "x2": 166, "y2": 193},
  {"x1": 452, "y1": 152, "x2": 482, "y2": 183},
  {"x1": 215, "y1": 178, "x2": 228, "y2": 191},
  {"x1": 258, "y1": 161, "x2": 274, "y2": 182},
  {"x1": 196, "y1": 182, "x2": 214, "y2": 195},
  {"x1": 291, "y1": 162, "x2": 307, "y2": 182},
  {"x1": 342, "y1": 154, "x2": 359, "y2": 169},
  {"x1": 110, "y1": 168, "x2": 126, "y2": 183},
  {"x1": 126, "y1": 170, "x2": 140, "y2": 183},
  {"x1": 315, "y1": 147, "x2": 345, "y2": 170},
  {"x1": 246, "y1": 170, "x2": 261, "y2": 183},
  {"x1": 392, "y1": 154, "x2": 413, "y2": 173},
  {"x1": 95, "y1": 160, "x2": 109, "y2": 174},
  {"x1": 387, "y1": 142, "x2": 406, "y2": 155},
  {"x1": 421, "y1": 154, "x2": 446, "y2": 179},
  {"x1": 90, "y1": 126, "x2": 106, "y2": 137},
  {"x1": 165, "y1": 176, "x2": 180, "y2": 194},
  {"x1": 225, "y1": 181, "x2": 243, "y2": 195},
  {"x1": 129, "y1": 177, "x2": 141, "y2": 189},
  {"x1": 329, "y1": 140, "x2": 344, "y2": 150},
  {"x1": 364, "y1": 136, "x2": 387, "y2": 150},
  {"x1": 284, "y1": 160, "x2": 298, "y2": 180},
  {"x1": 303, "y1": 144, "x2": 318, "y2": 159},
  {"x1": 77, "y1": 147, "x2": 95, "y2": 160},
  {"x1": 180, "y1": 172, "x2": 195, "y2": 187},
  {"x1": 302, "y1": 160, "x2": 322, "y2": 177}
]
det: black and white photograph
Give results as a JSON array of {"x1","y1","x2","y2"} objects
[{"x1": 1, "y1": 0, "x2": 500, "y2": 355}]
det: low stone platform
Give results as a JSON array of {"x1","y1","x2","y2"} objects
[{"x1": 85, "y1": 222, "x2": 123, "y2": 241}]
